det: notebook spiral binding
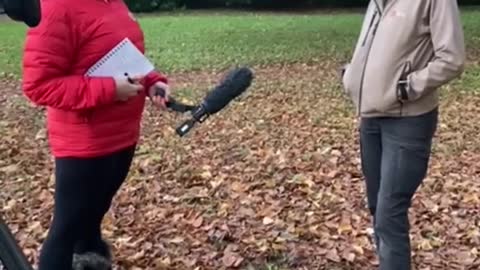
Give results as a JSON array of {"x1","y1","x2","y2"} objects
[{"x1": 85, "y1": 38, "x2": 130, "y2": 76}]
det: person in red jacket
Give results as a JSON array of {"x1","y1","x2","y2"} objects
[{"x1": 21, "y1": 0, "x2": 169, "y2": 269}]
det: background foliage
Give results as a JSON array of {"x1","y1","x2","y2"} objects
[
  {"x1": 124, "y1": 0, "x2": 480, "y2": 12},
  {"x1": 1, "y1": 2, "x2": 480, "y2": 270}
]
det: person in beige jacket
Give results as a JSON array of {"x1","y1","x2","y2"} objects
[{"x1": 341, "y1": 1, "x2": 465, "y2": 269}]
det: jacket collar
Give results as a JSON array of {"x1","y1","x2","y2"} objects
[
  {"x1": 383, "y1": 0, "x2": 397, "y2": 15},
  {"x1": 373, "y1": 0, "x2": 397, "y2": 16}
]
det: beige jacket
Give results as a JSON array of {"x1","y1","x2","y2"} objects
[{"x1": 342, "y1": 0, "x2": 466, "y2": 117}]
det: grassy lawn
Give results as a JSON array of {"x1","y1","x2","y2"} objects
[{"x1": 0, "y1": 9, "x2": 479, "y2": 76}]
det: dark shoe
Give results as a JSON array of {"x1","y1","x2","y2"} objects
[
  {"x1": 72, "y1": 252, "x2": 112, "y2": 270},
  {"x1": 366, "y1": 227, "x2": 378, "y2": 252}
]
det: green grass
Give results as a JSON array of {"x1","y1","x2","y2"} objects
[
  {"x1": 0, "y1": 9, "x2": 479, "y2": 75},
  {"x1": 140, "y1": 12, "x2": 363, "y2": 71}
]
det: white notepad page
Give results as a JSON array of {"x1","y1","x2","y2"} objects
[{"x1": 85, "y1": 38, "x2": 155, "y2": 78}]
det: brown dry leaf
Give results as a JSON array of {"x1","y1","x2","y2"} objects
[
  {"x1": 462, "y1": 193, "x2": 479, "y2": 204},
  {"x1": 263, "y1": 216, "x2": 274, "y2": 225},
  {"x1": 201, "y1": 170, "x2": 212, "y2": 179},
  {"x1": 3, "y1": 199, "x2": 16, "y2": 211},
  {"x1": 153, "y1": 257, "x2": 172, "y2": 267},
  {"x1": 337, "y1": 222, "x2": 353, "y2": 235},
  {"x1": 167, "y1": 237, "x2": 184, "y2": 244},
  {"x1": 342, "y1": 251, "x2": 356, "y2": 262},
  {"x1": 326, "y1": 248, "x2": 341, "y2": 262},
  {"x1": 222, "y1": 251, "x2": 243, "y2": 268},
  {"x1": 418, "y1": 239, "x2": 434, "y2": 251},
  {"x1": 0, "y1": 164, "x2": 19, "y2": 174},
  {"x1": 192, "y1": 216, "x2": 204, "y2": 228},
  {"x1": 352, "y1": 244, "x2": 364, "y2": 255}
]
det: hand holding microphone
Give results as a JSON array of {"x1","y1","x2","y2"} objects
[{"x1": 148, "y1": 81, "x2": 171, "y2": 110}]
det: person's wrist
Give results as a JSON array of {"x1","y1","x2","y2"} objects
[{"x1": 397, "y1": 78, "x2": 411, "y2": 102}]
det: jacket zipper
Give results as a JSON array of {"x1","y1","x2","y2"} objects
[
  {"x1": 398, "y1": 61, "x2": 412, "y2": 116},
  {"x1": 373, "y1": 0, "x2": 382, "y2": 13},
  {"x1": 362, "y1": 10, "x2": 378, "y2": 47},
  {"x1": 358, "y1": 7, "x2": 382, "y2": 117}
]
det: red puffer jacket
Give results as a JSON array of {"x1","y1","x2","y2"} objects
[{"x1": 22, "y1": 0, "x2": 167, "y2": 158}]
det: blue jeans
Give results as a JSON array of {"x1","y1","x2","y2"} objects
[{"x1": 360, "y1": 108, "x2": 438, "y2": 270}]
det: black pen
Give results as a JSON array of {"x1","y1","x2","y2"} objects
[{"x1": 124, "y1": 72, "x2": 134, "y2": 84}]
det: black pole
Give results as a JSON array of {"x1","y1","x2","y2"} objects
[{"x1": 0, "y1": 216, "x2": 34, "y2": 270}]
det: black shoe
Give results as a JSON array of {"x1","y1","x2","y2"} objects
[{"x1": 72, "y1": 252, "x2": 112, "y2": 270}]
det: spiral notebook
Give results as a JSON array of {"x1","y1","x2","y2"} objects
[{"x1": 85, "y1": 38, "x2": 155, "y2": 78}]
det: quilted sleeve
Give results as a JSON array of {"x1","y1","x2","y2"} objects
[
  {"x1": 21, "y1": 1, "x2": 117, "y2": 110},
  {"x1": 143, "y1": 70, "x2": 169, "y2": 91}
]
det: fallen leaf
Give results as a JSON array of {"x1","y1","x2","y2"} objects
[{"x1": 263, "y1": 216, "x2": 274, "y2": 225}]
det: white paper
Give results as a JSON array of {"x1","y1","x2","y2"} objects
[{"x1": 85, "y1": 38, "x2": 155, "y2": 78}]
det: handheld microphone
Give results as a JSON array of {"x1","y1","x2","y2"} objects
[
  {"x1": 0, "y1": 0, "x2": 41, "y2": 27},
  {"x1": 154, "y1": 67, "x2": 254, "y2": 137}
]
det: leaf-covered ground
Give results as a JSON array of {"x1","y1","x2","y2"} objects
[{"x1": 1, "y1": 60, "x2": 480, "y2": 270}]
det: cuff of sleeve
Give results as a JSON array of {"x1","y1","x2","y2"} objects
[
  {"x1": 144, "y1": 71, "x2": 169, "y2": 92},
  {"x1": 405, "y1": 74, "x2": 420, "y2": 101},
  {"x1": 97, "y1": 77, "x2": 117, "y2": 104}
]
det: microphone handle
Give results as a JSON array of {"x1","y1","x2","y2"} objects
[
  {"x1": 166, "y1": 97, "x2": 196, "y2": 113},
  {"x1": 175, "y1": 105, "x2": 210, "y2": 137},
  {"x1": 191, "y1": 104, "x2": 209, "y2": 123},
  {"x1": 153, "y1": 88, "x2": 195, "y2": 113},
  {"x1": 175, "y1": 119, "x2": 196, "y2": 137}
]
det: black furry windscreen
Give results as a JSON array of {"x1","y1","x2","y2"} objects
[{"x1": 203, "y1": 67, "x2": 254, "y2": 115}]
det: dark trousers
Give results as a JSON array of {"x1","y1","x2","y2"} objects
[
  {"x1": 360, "y1": 108, "x2": 438, "y2": 270},
  {"x1": 38, "y1": 145, "x2": 136, "y2": 270}
]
